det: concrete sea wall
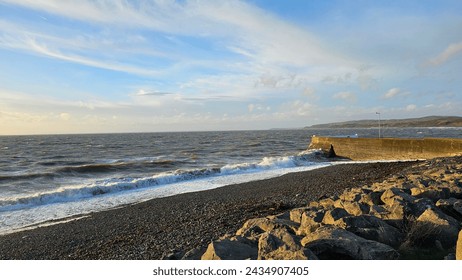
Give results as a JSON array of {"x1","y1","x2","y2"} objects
[{"x1": 309, "y1": 136, "x2": 462, "y2": 160}]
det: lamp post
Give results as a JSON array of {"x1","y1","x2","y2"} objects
[{"x1": 376, "y1": 112, "x2": 381, "y2": 138}]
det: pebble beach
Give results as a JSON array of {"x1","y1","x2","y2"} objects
[{"x1": 0, "y1": 161, "x2": 419, "y2": 259}]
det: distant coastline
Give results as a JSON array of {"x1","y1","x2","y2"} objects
[{"x1": 307, "y1": 116, "x2": 462, "y2": 129}]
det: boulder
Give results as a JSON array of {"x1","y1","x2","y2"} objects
[
  {"x1": 322, "y1": 208, "x2": 350, "y2": 225},
  {"x1": 372, "y1": 201, "x2": 407, "y2": 229},
  {"x1": 455, "y1": 200, "x2": 462, "y2": 216},
  {"x1": 290, "y1": 207, "x2": 311, "y2": 224},
  {"x1": 258, "y1": 228, "x2": 317, "y2": 260},
  {"x1": 407, "y1": 198, "x2": 434, "y2": 218},
  {"x1": 457, "y1": 230, "x2": 462, "y2": 260},
  {"x1": 447, "y1": 181, "x2": 462, "y2": 199},
  {"x1": 359, "y1": 191, "x2": 384, "y2": 206},
  {"x1": 369, "y1": 205, "x2": 389, "y2": 217},
  {"x1": 415, "y1": 208, "x2": 460, "y2": 249},
  {"x1": 334, "y1": 215, "x2": 403, "y2": 248},
  {"x1": 301, "y1": 226, "x2": 399, "y2": 260},
  {"x1": 236, "y1": 216, "x2": 299, "y2": 238},
  {"x1": 339, "y1": 188, "x2": 364, "y2": 202},
  {"x1": 334, "y1": 200, "x2": 369, "y2": 216},
  {"x1": 297, "y1": 209, "x2": 325, "y2": 235},
  {"x1": 436, "y1": 198, "x2": 462, "y2": 219},
  {"x1": 201, "y1": 238, "x2": 258, "y2": 260},
  {"x1": 318, "y1": 198, "x2": 336, "y2": 209},
  {"x1": 410, "y1": 186, "x2": 450, "y2": 202},
  {"x1": 381, "y1": 188, "x2": 415, "y2": 206}
]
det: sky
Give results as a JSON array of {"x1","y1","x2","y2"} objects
[{"x1": 0, "y1": 0, "x2": 461, "y2": 135}]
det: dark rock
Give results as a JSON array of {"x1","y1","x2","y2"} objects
[
  {"x1": 436, "y1": 198, "x2": 462, "y2": 219},
  {"x1": 407, "y1": 198, "x2": 434, "y2": 218},
  {"x1": 301, "y1": 226, "x2": 399, "y2": 260},
  {"x1": 334, "y1": 200, "x2": 369, "y2": 216},
  {"x1": 258, "y1": 228, "x2": 318, "y2": 260},
  {"x1": 290, "y1": 207, "x2": 311, "y2": 224},
  {"x1": 236, "y1": 216, "x2": 299, "y2": 238},
  {"x1": 201, "y1": 238, "x2": 258, "y2": 260},
  {"x1": 297, "y1": 209, "x2": 325, "y2": 235},
  {"x1": 381, "y1": 188, "x2": 415, "y2": 206},
  {"x1": 410, "y1": 187, "x2": 451, "y2": 202},
  {"x1": 359, "y1": 191, "x2": 384, "y2": 206},
  {"x1": 327, "y1": 144, "x2": 336, "y2": 158},
  {"x1": 415, "y1": 208, "x2": 460, "y2": 249},
  {"x1": 334, "y1": 215, "x2": 403, "y2": 248},
  {"x1": 322, "y1": 208, "x2": 350, "y2": 225}
]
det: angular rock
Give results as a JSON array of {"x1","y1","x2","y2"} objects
[
  {"x1": 415, "y1": 208, "x2": 460, "y2": 249},
  {"x1": 372, "y1": 201, "x2": 407, "y2": 229},
  {"x1": 301, "y1": 226, "x2": 399, "y2": 260},
  {"x1": 201, "y1": 238, "x2": 258, "y2": 260},
  {"x1": 436, "y1": 198, "x2": 462, "y2": 219},
  {"x1": 381, "y1": 188, "x2": 415, "y2": 206},
  {"x1": 457, "y1": 230, "x2": 462, "y2": 260},
  {"x1": 369, "y1": 205, "x2": 389, "y2": 217},
  {"x1": 297, "y1": 209, "x2": 325, "y2": 235},
  {"x1": 318, "y1": 198, "x2": 336, "y2": 210},
  {"x1": 236, "y1": 216, "x2": 299, "y2": 238},
  {"x1": 410, "y1": 186, "x2": 450, "y2": 202},
  {"x1": 258, "y1": 228, "x2": 317, "y2": 260},
  {"x1": 322, "y1": 208, "x2": 350, "y2": 225},
  {"x1": 290, "y1": 207, "x2": 311, "y2": 224},
  {"x1": 455, "y1": 200, "x2": 462, "y2": 216},
  {"x1": 359, "y1": 191, "x2": 384, "y2": 206},
  {"x1": 407, "y1": 198, "x2": 434, "y2": 218},
  {"x1": 334, "y1": 200, "x2": 369, "y2": 216},
  {"x1": 339, "y1": 188, "x2": 363, "y2": 202},
  {"x1": 334, "y1": 215, "x2": 403, "y2": 248}
]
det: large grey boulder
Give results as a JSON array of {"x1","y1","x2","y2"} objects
[
  {"x1": 301, "y1": 226, "x2": 399, "y2": 260},
  {"x1": 334, "y1": 215, "x2": 403, "y2": 248},
  {"x1": 258, "y1": 228, "x2": 318, "y2": 260},
  {"x1": 436, "y1": 198, "x2": 462, "y2": 219},
  {"x1": 236, "y1": 216, "x2": 299, "y2": 238},
  {"x1": 201, "y1": 238, "x2": 258, "y2": 260},
  {"x1": 359, "y1": 191, "x2": 384, "y2": 206},
  {"x1": 369, "y1": 201, "x2": 407, "y2": 229},
  {"x1": 322, "y1": 208, "x2": 350, "y2": 225},
  {"x1": 415, "y1": 208, "x2": 460, "y2": 249},
  {"x1": 381, "y1": 188, "x2": 415, "y2": 206},
  {"x1": 334, "y1": 200, "x2": 369, "y2": 216},
  {"x1": 411, "y1": 186, "x2": 450, "y2": 202},
  {"x1": 297, "y1": 209, "x2": 325, "y2": 235}
]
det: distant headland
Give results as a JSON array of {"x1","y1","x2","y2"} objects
[{"x1": 307, "y1": 116, "x2": 462, "y2": 129}]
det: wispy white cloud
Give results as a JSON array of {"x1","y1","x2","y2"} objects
[
  {"x1": 0, "y1": 0, "x2": 357, "y2": 80},
  {"x1": 426, "y1": 41, "x2": 462, "y2": 66},
  {"x1": 383, "y1": 88, "x2": 401, "y2": 99},
  {"x1": 381, "y1": 88, "x2": 413, "y2": 100},
  {"x1": 333, "y1": 91, "x2": 357, "y2": 103},
  {"x1": 405, "y1": 104, "x2": 417, "y2": 111}
]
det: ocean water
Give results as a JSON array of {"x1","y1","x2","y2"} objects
[{"x1": 0, "y1": 127, "x2": 461, "y2": 234}]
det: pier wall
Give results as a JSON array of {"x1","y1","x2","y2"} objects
[{"x1": 309, "y1": 136, "x2": 462, "y2": 160}]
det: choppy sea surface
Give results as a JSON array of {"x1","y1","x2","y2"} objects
[{"x1": 0, "y1": 127, "x2": 461, "y2": 234}]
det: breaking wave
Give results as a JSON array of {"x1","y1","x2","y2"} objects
[{"x1": 0, "y1": 149, "x2": 326, "y2": 212}]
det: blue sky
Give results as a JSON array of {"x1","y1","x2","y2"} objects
[{"x1": 0, "y1": 0, "x2": 461, "y2": 135}]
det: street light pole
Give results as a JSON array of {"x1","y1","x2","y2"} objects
[{"x1": 376, "y1": 112, "x2": 381, "y2": 138}]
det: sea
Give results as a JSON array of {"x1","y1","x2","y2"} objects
[{"x1": 0, "y1": 127, "x2": 461, "y2": 235}]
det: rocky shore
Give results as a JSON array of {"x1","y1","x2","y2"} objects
[
  {"x1": 201, "y1": 157, "x2": 462, "y2": 260},
  {"x1": 0, "y1": 158, "x2": 461, "y2": 260}
]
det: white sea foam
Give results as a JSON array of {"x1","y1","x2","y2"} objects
[{"x1": 0, "y1": 150, "x2": 332, "y2": 235}]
